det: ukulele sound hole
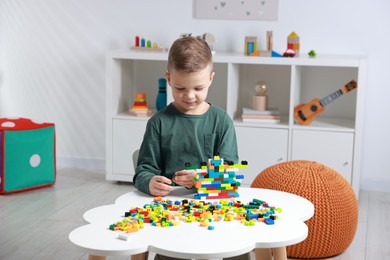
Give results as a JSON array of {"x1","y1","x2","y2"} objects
[
  {"x1": 298, "y1": 110, "x2": 307, "y2": 121},
  {"x1": 310, "y1": 105, "x2": 318, "y2": 112}
]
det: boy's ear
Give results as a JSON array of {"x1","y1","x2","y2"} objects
[
  {"x1": 210, "y1": 71, "x2": 215, "y2": 82},
  {"x1": 165, "y1": 71, "x2": 171, "y2": 85}
]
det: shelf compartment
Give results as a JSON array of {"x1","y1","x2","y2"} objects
[
  {"x1": 293, "y1": 65, "x2": 358, "y2": 128},
  {"x1": 292, "y1": 117, "x2": 355, "y2": 132},
  {"x1": 108, "y1": 58, "x2": 167, "y2": 115},
  {"x1": 234, "y1": 63, "x2": 291, "y2": 121},
  {"x1": 208, "y1": 62, "x2": 228, "y2": 111}
]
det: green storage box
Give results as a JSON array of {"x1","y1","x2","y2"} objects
[{"x1": 0, "y1": 118, "x2": 56, "y2": 194}]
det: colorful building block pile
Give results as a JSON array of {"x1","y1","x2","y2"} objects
[
  {"x1": 109, "y1": 197, "x2": 281, "y2": 237},
  {"x1": 189, "y1": 156, "x2": 247, "y2": 200}
]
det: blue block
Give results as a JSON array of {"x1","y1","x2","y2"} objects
[
  {"x1": 272, "y1": 51, "x2": 283, "y2": 57},
  {"x1": 228, "y1": 192, "x2": 239, "y2": 197}
]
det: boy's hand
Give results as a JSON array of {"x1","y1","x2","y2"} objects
[
  {"x1": 149, "y1": 176, "x2": 174, "y2": 196},
  {"x1": 172, "y1": 169, "x2": 196, "y2": 189}
]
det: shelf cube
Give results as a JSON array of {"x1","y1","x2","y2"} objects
[{"x1": 0, "y1": 118, "x2": 56, "y2": 194}]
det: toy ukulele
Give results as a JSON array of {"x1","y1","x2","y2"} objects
[{"x1": 294, "y1": 80, "x2": 357, "y2": 125}]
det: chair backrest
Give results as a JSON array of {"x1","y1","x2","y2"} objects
[{"x1": 132, "y1": 149, "x2": 139, "y2": 171}]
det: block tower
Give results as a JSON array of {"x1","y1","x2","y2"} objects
[
  {"x1": 128, "y1": 93, "x2": 152, "y2": 117},
  {"x1": 287, "y1": 31, "x2": 300, "y2": 57},
  {"x1": 191, "y1": 156, "x2": 248, "y2": 200}
]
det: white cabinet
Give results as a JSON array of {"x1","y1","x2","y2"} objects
[
  {"x1": 106, "y1": 50, "x2": 366, "y2": 196},
  {"x1": 110, "y1": 119, "x2": 147, "y2": 181},
  {"x1": 236, "y1": 126, "x2": 288, "y2": 185},
  {"x1": 291, "y1": 130, "x2": 354, "y2": 182}
]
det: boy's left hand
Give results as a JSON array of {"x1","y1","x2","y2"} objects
[{"x1": 172, "y1": 169, "x2": 196, "y2": 189}]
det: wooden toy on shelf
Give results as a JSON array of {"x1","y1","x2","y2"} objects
[
  {"x1": 283, "y1": 31, "x2": 300, "y2": 57},
  {"x1": 128, "y1": 93, "x2": 152, "y2": 117},
  {"x1": 156, "y1": 78, "x2": 167, "y2": 111},
  {"x1": 244, "y1": 36, "x2": 258, "y2": 56},
  {"x1": 244, "y1": 31, "x2": 274, "y2": 57},
  {"x1": 294, "y1": 80, "x2": 357, "y2": 125},
  {"x1": 131, "y1": 35, "x2": 168, "y2": 52},
  {"x1": 266, "y1": 31, "x2": 273, "y2": 53},
  {"x1": 308, "y1": 50, "x2": 317, "y2": 58}
]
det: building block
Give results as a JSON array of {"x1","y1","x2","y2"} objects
[
  {"x1": 284, "y1": 31, "x2": 300, "y2": 57},
  {"x1": 118, "y1": 232, "x2": 130, "y2": 241},
  {"x1": 0, "y1": 118, "x2": 56, "y2": 194},
  {"x1": 111, "y1": 196, "x2": 281, "y2": 236},
  {"x1": 244, "y1": 36, "x2": 258, "y2": 56},
  {"x1": 271, "y1": 51, "x2": 283, "y2": 57},
  {"x1": 189, "y1": 156, "x2": 248, "y2": 200}
]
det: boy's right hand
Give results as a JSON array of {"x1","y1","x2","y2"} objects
[{"x1": 149, "y1": 176, "x2": 174, "y2": 196}]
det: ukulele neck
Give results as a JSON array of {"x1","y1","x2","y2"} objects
[{"x1": 320, "y1": 89, "x2": 344, "y2": 106}]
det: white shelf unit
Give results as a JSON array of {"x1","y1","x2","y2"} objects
[{"x1": 106, "y1": 50, "x2": 366, "y2": 197}]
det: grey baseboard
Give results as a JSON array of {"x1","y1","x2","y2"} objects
[
  {"x1": 56, "y1": 156, "x2": 105, "y2": 172},
  {"x1": 360, "y1": 177, "x2": 390, "y2": 192}
]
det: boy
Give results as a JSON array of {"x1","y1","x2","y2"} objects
[{"x1": 133, "y1": 36, "x2": 238, "y2": 196}]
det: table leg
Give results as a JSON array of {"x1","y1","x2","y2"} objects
[
  {"x1": 131, "y1": 252, "x2": 149, "y2": 260},
  {"x1": 272, "y1": 247, "x2": 287, "y2": 260},
  {"x1": 88, "y1": 256, "x2": 106, "y2": 260},
  {"x1": 255, "y1": 248, "x2": 272, "y2": 260}
]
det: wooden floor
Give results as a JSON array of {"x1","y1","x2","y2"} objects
[{"x1": 0, "y1": 168, "x2": 389, "y2": 260}]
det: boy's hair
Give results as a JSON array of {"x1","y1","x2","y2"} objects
[{"x1": 167, "y1": 37, "x2": 213, "y2": 73}]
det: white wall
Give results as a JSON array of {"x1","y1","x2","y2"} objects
[{"x1": 0, "y1": 0, "x2": 389, "y2": 191}]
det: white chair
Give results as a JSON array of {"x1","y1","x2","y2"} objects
[{"x1": 132, "y1": 149, "x2": 139, "y2": 172}]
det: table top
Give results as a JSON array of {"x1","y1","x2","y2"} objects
[{"x1": 69, "y1": 187, "x2": 314, "y2": 258}]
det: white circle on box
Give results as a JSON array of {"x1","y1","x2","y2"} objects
[
  {"x1": 30, "y1": 154, "x2": 41, "y2": 167},
  {"x1": 1, "y1": 122, "x2": 15, "y2": 128}
]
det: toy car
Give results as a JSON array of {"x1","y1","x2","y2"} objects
[{"x1": 283, "y1": 49, "x2": 296, "y2": 57}]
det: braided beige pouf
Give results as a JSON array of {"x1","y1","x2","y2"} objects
[{"x1": 251, "y1": 160, "x2": 358, "y2": 259}]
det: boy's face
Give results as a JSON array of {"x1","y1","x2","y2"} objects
[{"x1": 166, "y1": 65, "x2": 215, "y2": 115}]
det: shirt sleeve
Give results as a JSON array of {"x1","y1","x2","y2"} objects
[{"x1": 132, "y1": 118, "x2": 162, "y2": 195}]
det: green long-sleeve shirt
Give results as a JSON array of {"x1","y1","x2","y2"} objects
[{"x1": 133, "y1": 103, "x2": 238, "y2": 195}]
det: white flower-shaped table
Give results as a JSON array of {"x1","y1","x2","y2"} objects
[{"x1": 69, "y1": 187, "x2": 314, "y2": 260}]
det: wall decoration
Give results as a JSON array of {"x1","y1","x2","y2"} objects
[{"x1": 194, "y1": 0, "x2": 279, "y2": 21}]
